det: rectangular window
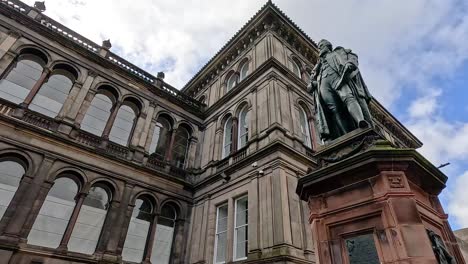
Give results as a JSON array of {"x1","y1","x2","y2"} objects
[
  {"x1": 234, "y1": 196, "x2": 248, "y2": 261},
  {"x1": 214, "y1": 204, "x2": 228, "y2": 264}
]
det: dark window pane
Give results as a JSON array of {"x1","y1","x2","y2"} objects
[
  {"x1": 238, "y1": 107, "x2": 249, "y2": 148},
  {"x1": 30, "y1": 74, "x2": 73, "y2": 117},
  {"x1": 109, "y1": 105, "x2": 136, "y2": 146},
  {"x1": 0, "y1": 161, "x2": 25, "y2": 220},
  {"x1": 81, "y1": 94, "x2": 113, "y2": 136},
  {"x1": 0, "y1": 59, "x2": 43, "y2": 104},
  {"x1": 122, "y1": 198, "x2": 153, "y2": 262},
  {"x1": 28, "y1": 177, "x2": 78, "y2": 248},
  {"x1": 153, "y1": 118, "x2": 171, "y2": 160},
  {"x1": 240, "y1": 62, "x2": 249, "y2": 81},
  {"x1": 69, "y1": 186, "x2": 110, "y2": 254},
  {"x1": 173, "y1": 127, "x2": 189, "y2": 168}
]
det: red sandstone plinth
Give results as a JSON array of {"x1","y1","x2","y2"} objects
[{"x1": 297, "y1": 141, "x2": 465, "y2": 263}]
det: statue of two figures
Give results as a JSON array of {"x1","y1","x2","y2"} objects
[{"x1": 307, "y1": 39, "x2": 373, "y2": 143}]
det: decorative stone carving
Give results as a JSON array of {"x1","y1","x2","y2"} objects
[
  {"x1": 101, "y1": 39, "x2": 112, "y2": 49},
  {"x1": 387, "y1": 174, "x2": 404, "y2": 188},
  {"x1": 33, "y1": 1, "x2": 46, "y2": 12},
  {"x1": 318, "y1": 135, "x2": 379, "y2": 167}
]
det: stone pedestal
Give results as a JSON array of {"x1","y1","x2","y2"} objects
[{"x1": 296, "y1": 132, "x2": 465, "y2": 264}]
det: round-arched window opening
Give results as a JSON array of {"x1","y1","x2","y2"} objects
[
  {"x1": 226, "y1": 74, "x2": 238, "y2": 92},
  {"x1": 0, "y1": 160, "x2": 25, "y2": 221},
  {"x1": 28, "y1": 176, "x2": 79, "y2": 248},
  {"x1": 292, "y1": 59, "x2": 302, "y2": 79},
  {"x1": 68, "y1": 185, "x2": 112, "y2": 254},
  {"x1": 239, "y1": 61, "x2": 249, "y2": 81},
  {"x1": 122, "y1": 197, "x2": 155, "y2": 262}
]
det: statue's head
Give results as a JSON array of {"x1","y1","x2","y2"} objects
[{"x1": 318, "y1": 39, "x2": 332, "y2": 55}]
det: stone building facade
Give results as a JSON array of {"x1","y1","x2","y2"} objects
[{"x1": 0, "y1": 1, "x2": 458, "y2": 264}]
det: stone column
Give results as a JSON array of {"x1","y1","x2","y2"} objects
[
  {"x1": 73, "y1": 88, "x2": 98, "y2": 128},
  {"x1": 142, "y1": 104, "x2": 161, "y2": 153},
  {"x1": 56, "y1": 81, "x2": 83, "y2": 134},
  {"x1": 57, "y1": 192, "x2": 87, "y2": 251},
  {"x1": 248, "y1": 172, "x2": 261, "y2": 258},
  {"x1": 0, "y1": 169, "x2": 34, "y2": 233},
  {"x1": 226, "y1": 198, "x2": 235, "y2": 262},
  {"x1": 12, "y1": 67, "x2": 50, "y2": 119},
  {"x1": 165, "y1": 127, "x2": 177, "y2": 162},
  {"x1": 129, "y1": 113, "x2": 146, "y2": 148},
  {"x1": 186, "y1": 136, "x2": 198, "y2": 169},
  {"x1": 95, "y1": 198, "x2": 120, "y2": 253},
  {"x1": 172, "y1": 219, "x2": 187, "y2": 264},
  {"x1": 68, "y1": 73, "x2": 98, "y2": 123},
  {"x1": 4, "y1": 156, "x2": 55, "y2": 241},
  {"x1": 248, "y1": 87, "x2": 258, "y2": 153},
  {"x1": 213, "y1": 127, "x2": 223, "y2": 161},
  {"x1": 102, "y1": 183, "x2": 134, "y2": 262},
  {"x1": 0, "y1": 50, "x2": 17, "y2": 79},
  {"x1": 0, "y1": 30, "x2": 20, "y2": 60},
  {"x1": 137, "y1": 102, "x2": 156, "y2": 148},
  {"x1": 142, "y1": 213, "x2": 159, "y2": 263},
  {"x1": 21, "y1": 67, "x2": 51, "y2": 107},
  {"x1": 101, "y1": 100, "x2": 123, "y2": 140},
  {"x1": 232, "y1": 116, "x2": 239, "y2": 153},
  {"x1": 57, "y1": 81, "x2": 83, "y2": 120}
]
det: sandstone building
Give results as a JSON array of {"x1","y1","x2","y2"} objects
[{"x1": 0, "y1": 1, "x2": 464, "y2": 264}]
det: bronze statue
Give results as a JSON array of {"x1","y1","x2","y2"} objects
[
  {"x1": 427, "y1": 230, "x2": 457, "y2": 264},
  {"x1": 307, "y1": 39, "x2": 373, "y2": 142}
]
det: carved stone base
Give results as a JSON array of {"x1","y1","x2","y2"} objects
[{"x1": 297, "y1": 143, "x2": 466, "y2": 263}]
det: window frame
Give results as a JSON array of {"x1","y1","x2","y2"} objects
[
  {"x1": 214, "y1": 203, "x2": 228, "y2": 264},
  {"x1": 121, "y1": 196, "x2": 155, "y2": 263},
  {"x1": 172, "y1": 125, "x2": 190, "y2": 168},
  {"x1": 299, "y1": 106, "x2": 312, "y2": 148},
  {"x1": 237, "y1": 106, "x2": 249, "y2": 149},
  {"x1": 222, "y1": 116, "x2": 233, "y2": 159},
  {"x1": 292, "y1": 59, "x2": 302, "y2": 79},
  {"x1": 239, "y1": 61, "x2": 249, "y2": 82},
  {"x1": 108, "y1": 101, "x2": 139, "y2": 146},
  {"x1": 226, "y1": 73, "x2": 238, "y2": 93},
  {"x1": 233, "y1": 196, "x2": 248, "y2": 261}
]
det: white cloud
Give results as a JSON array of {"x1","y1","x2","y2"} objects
[
  {"x1": 22, "y1": 0, "x2": 265, "y2": 87},
  {"x1": 408, "y1": 90, "x2": 441, "y2": 118},
  {"x1": 448, "y1": 171, "x2": 468, "y2": 227}
]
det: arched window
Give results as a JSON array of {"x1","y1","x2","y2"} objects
[
  {"x1": 0, "y1": 53, "x2": 45, "y2": 104},
  {"x1": 151, "y1": 204, "x2": 177, "y2": 264},
  {"x1": 68, "y1": 184, "x2": 111, "y2": 254},
  {"x1": 149, "y1": 115, "x2": 172, "y2": 160},
  {"x1": 28, "y1": 176, "x2": 79, "y2": 248},
  {"x1": 81, "y1": 91, "x2": 115, "y2": 136},
  {"x1": 299, "y1": 106, "x2": 312, "y2": 148},
  {"x1": 239, "y1": 61, "x2": 249, "y2": 82},
  {"x1": 29, "y1": 66, "x2": 76, "y2": 117},
  {"x1": 0, "y1": 160, "x2": 25, "y2": 221},
  {"x1": 222, "y1": 116, "x2": 233, "y2": 158},
  {"x1": 109, "y1": 101, "x2": 139, "y2": 146},
  {"x1": 226, "y1": 73, "x2": 237, "y2": 93},
  {"x1": 292, "y1": 59, "x2": 302, "y2": 79},
  {"x1": 238, "y1": 106, "x2": 249, "y2": 148},
  {"x1": 122, "y1": 197, "x2": 154, "y2": 263},
  {"x1": 172, "y1": 125, "x2": 190, "y2": 168}
]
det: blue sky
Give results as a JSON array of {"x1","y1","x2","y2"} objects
[{"x1": 22, "y1": 0, "x2": 468, "y2": 230}]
